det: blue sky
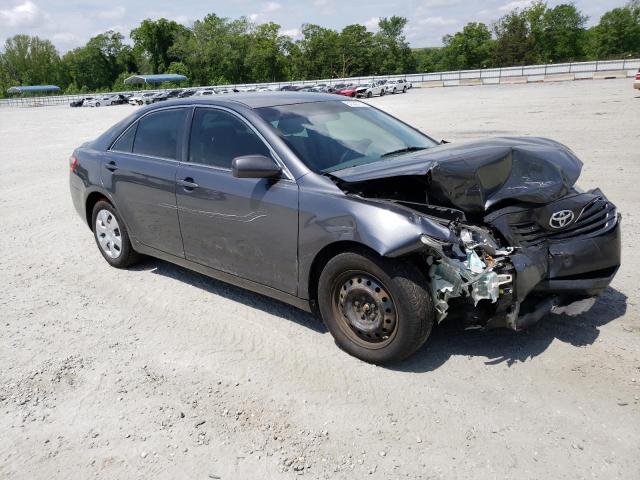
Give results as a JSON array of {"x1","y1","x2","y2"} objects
[{"x1": 0, "y1": 0, "x2": 629, "y2": 51}]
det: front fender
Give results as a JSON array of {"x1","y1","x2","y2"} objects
[{"x1": 297, "y1": 174, "x2": 453, "y2": 299}]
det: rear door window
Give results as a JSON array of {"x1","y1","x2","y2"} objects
[
  {"x1": 132, "y1": 108, "x2": 187, "y2": 160},
  {"x1": 111, "y1": 124, "x2": 137, "y2": 153}
]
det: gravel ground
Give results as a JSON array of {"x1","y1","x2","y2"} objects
[{"x1": 1, "y1": 79, "x2": 639, "y2": 479}]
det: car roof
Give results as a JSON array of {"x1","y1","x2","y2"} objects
[{"x1": 149, "y1": 91, "x2": 342, "y2": 109}]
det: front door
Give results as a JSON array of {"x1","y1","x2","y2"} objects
[{"x1": 175, "y1": 107, "x2": 299, "y2": 294}]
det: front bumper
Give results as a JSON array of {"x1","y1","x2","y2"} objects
[{"x1": 487, "y1": 215, "x2": 621, "y2": 329}]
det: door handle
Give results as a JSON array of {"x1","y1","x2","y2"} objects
[
  {"x1": 178, "y1": 177, "x2": 199, "y2": 191},
  {"x1": 105, "y1": 161, "x2": 118, "y2": 172}
]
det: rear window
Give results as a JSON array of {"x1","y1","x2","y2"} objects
[{"x1": 132, "y1": 108, "x2": 187, "y2": 160}]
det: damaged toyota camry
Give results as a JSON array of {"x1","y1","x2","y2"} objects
[{"x1": 69, "y1": 92, "x2": 621, "y2": 364}]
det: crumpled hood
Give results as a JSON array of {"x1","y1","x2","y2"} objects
[{"x1": 332, "y1": 137, "x2": 583, "y2": 212}]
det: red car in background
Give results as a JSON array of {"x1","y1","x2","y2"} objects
[{"x1": 335, "y1": 84, "x2": 359, "y2": 97}]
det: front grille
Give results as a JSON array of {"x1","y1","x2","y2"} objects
[{"x1": 510, "y1": 197, "x2": 617, "y2": 247}]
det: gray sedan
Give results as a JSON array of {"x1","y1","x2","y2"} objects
[{"x1": 69, "y1": 92, "x2": 621, "y2": 364}]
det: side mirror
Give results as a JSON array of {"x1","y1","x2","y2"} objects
[{"x1": 232, "y1": 155, "x2": 282, "y2": 179}]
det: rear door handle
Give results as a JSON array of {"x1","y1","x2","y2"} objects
[
  {"x1": 178, "y1": 177, "x2": 199, "y2": 191},
  {"x1": 105, "y1": 161, "x2": 118, "y2": 172}
]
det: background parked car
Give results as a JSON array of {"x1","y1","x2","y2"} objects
[
  {"x1": 128, "y1": 92, "x2": 156, "y2": 105},
  {"x1": 280, "y1": 85, "x2": 302, "y2": 91},
  {"x1": 384, "y1": 79, "x2": 408, "y2": 94},
  {"x1": 85, "y1": 95, "x2": 114, "y2": 107},
  {"x1": 193, "y1": 88, "x2": 217, "y2": 97},
  {"x1": 69, "y1": 97, "x2": 93, "y2": 107},
  {"x1": 634, "y1": 68, "x2": 640, "y2": 90},
  {"x1": 178, "y1": 89, "x2": 196, "y2": 98},
  {"x1": 335, "y1": 84, "x2": 359, "y2": 97},
  {"x1": 150, "y1": 91, "x2": 170, "y2": 103},
  {"x1": 356, "y1": 82, "x2": 385, "y2": 98}
]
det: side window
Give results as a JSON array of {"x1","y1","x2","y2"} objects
[
  {"x1": 111, "y1": 123, "x2": 137, "y2": 153},
  {"x1": 132, "y1": 108, "x2": 186, "y2": 160},
  {"x1": 189, "y1": 108, "x2": 271, "y2": 169}
]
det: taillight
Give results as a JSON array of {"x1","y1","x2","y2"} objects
[
  {"x1": 636, "y1": 72, "x2": 640, "y2": 80},
  {"x1": 69, "y1": 155, "x2": 78, "y2": 172}
]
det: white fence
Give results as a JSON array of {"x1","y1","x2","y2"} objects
[{"x1": 1, "y1": 58, "x2": 638, "y2": 108}]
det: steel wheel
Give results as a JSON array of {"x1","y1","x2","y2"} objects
[
  {"x1": 95, "y1": 209, "x2": 122, "y2": 259},
  {"x1": 332, "y1": 271, "x2": 398, "y2": 349}
]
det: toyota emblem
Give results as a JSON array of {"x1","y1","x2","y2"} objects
[{"x1": 549, "y1": 209, "x2": 575, "y2": 229}]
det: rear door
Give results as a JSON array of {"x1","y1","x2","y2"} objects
[
  {"x1": 103, "y1": 107, "x2": 188, "y2": 257},
  {"x1": 175, "y1": 106, "x2": 299, "y2": 294}
]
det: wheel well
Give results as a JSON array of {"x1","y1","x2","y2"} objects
[
  {"x1": 85, "y1": 192, "x2": 110, "y2": 228},
  {"x1": 307, "y1": 241, "x2": 380, "y2": 306}
]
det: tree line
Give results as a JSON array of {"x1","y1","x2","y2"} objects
[{"x1": 0, "y1": 1, "x2": 638, "y2": 98}]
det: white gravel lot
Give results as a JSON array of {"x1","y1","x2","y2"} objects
[{"x1": 1, "y1": 79, "x2": 639, "y2": 479}]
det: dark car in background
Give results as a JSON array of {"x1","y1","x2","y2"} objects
[{"x1": 69, "y1": 93, "x2": 621, "y2": 364}]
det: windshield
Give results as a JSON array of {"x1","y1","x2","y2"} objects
[{"x1": 255, "y1": 100, "x2": 438, "y2": 173}]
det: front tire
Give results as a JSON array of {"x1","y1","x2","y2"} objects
[
  {"x1": 367, "y1": 91, "x2": 372, "y2": 98},
  {"x1": 318, "y1": 250, "x2": 434, "y2": 364},
  {"x1": 92, "y1": 200, "x2": 140, "y2": 268}
]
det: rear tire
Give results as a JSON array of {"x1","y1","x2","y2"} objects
[
  {"x1": 91, "y1": 200, "x2": 140, "y2": 268},
  {"x1": 318, "y1": 250, "x2": 434, "y2": 364}
]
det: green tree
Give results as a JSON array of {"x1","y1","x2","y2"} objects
[
  {"x1": 493, "y1": 9, "x2": 537, "y2": 66},
  {"x1": 60, "y1": 31, "x2": 132, "y2": 92},
  {"x1": 294, "y1": 24, "x2": 340, "y2": 78},
  {"x1": 131, "y1": 18, "x2": 189, "y2": 73},
  {"x1": 375, "y1": 16, "x2": 415, "y2": 74},
  {"x1": 1, "y1": 35, "x2": 61, "y2": 86},
  {"x1": 540, "y1": 4, "x2": 588, "y2": 61},
  {"x1": 441, "y1": 22, "x2": 494, "y2": 70},
  {"x1": 413, "y1": 47, "x2": 447, "y2": 72},
  {"x1": 588, "y1": 0, "x2": 640, "y2": 58},
  {"x1": 245, "y1": 22, "x2": 288, "y2": 82},
  {"x1": 337, "y1": 24, "x2": 375, "y2": 78}
]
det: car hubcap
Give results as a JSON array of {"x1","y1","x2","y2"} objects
[
  {"x1": 95, "y1": 209, "x2": 123, "y2": 259},
  {"x1": 335, "y1": 273, "x2": 398, "y2": 347}
]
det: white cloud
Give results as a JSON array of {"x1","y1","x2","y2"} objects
[
  {"x1": 313, "y1": 0, "x2": 335, "y2": 15},
  {"x1": 420, "y1": 0, "x2": 462, "y2": 7},
  {"x1": 264, "y1": 2, "x2": 282, "y2": 13},
  {"x1": 364, "y1": 16, "x2": 379, "y2": 31},
  {"x1": 95, "y1": 6, "x2": 126, "y2": 20},
  {"x1": 0, "y1": 1, "x2": 46, "y2": 27},
  {"x1": 418, "y1": 16, "x2": 458, "y2": 26},
  {"x1": 499, "y1": 0, "x2": 534, "y2": 11}
]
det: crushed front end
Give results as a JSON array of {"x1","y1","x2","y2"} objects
[{"x1": 419, "y1": 188, "x2": 621, "y2": 330}]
